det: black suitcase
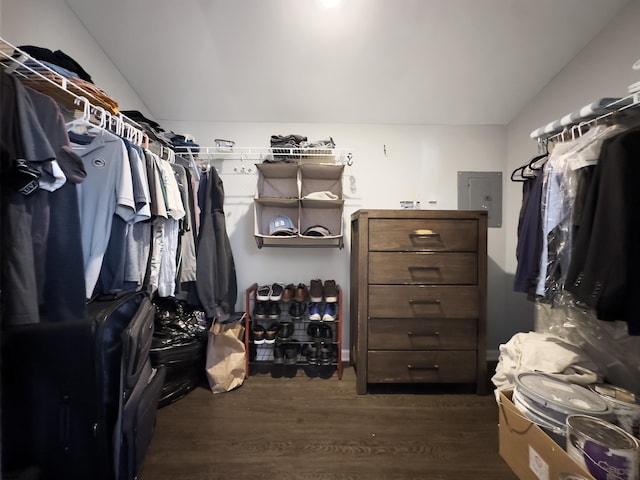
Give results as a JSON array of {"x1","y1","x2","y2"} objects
[{"x1": 1, "y1": 291, "x2": 165, "y2": 480}]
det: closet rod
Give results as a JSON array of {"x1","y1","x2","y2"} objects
[
  {"x1": 530, "y1": 92, "x2": 640, "y2": 141},
  {"x1": 0, "y1": 36, "x2": 147, "y2": 147}
]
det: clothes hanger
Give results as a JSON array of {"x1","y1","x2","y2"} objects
[{"x1": 65, "y1": 96, "x2": 95, "y2": 132}]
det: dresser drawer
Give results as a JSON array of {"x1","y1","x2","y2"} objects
[
  {"x1": 368, "y1": 286, "x2": 479, "y2": 318},
  {"x1": 368, "y1": 318, "x2": 477, "y2": 350},
  {"x1": 369, "y1": 252, "x2": 477, "y2": 284},
  {"x1": 367, "y1": 351, "x2": 478, "y2": 383},
  {"x1": 368, "y1": 219, "x2": 478, "y2": 252}
]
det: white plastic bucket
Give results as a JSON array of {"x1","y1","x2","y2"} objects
[{"x1": 566, "y1": 414, "x2": 640, "y2": 480}]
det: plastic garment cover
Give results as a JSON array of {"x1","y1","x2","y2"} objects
[{"x1": 535, "y1": 301, "x2": 640, "y2": 396}]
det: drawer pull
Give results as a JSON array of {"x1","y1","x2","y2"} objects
[
  {"x1": 407, "y1": 364, "x2": 439, "y2": 370},
  {"x1": 410, "y1": 230, "x2": 440, "y2": 239},
  {"x1": 408, "y1": 299, "x2": 441, "y2": 305},
  {"x1": 407, "y1": 331, "x2": 440, "y2": 337}
]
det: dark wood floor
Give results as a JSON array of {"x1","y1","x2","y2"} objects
[{"x1": 139, "y1": 366, "x2": 518, "y2": 480}]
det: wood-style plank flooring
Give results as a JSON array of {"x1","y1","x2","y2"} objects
[{"x1": 139, "y1": 366, "x2": 518, "y2": 480}]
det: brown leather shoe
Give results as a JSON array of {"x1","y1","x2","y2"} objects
[
  {"x1": 282, "y1": 283, "x2": 295, "y2": 303},
  {"x1": 294, "y1": 283, "x2": 308, "y2": 302}
]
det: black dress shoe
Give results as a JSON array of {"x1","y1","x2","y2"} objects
[
  {"x1": 289, "y1": 301, "x2": 304, "y2": 320},
  {"x1": 277, "y1": 321, "x2": 294, "y2": 340}
]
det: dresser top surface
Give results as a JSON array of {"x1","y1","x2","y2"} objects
[{"x1": 350, "y1": 209, "x2": 488, "y2": 221}]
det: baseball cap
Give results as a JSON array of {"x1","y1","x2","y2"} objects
[
  {"x1": 269, "y1": 215, "x2": 298, "y2": 236},
  {"x1": 302, "y1": 225, "x2": 332, "y2": 237}
]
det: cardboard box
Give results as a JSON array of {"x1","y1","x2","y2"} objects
[{"x1": 498, "y1": 389, "x2": 595, "y2": 480}]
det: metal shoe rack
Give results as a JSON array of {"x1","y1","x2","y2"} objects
[{"x1": 244, "y1": 283, "x2": 343, "y2": 380}]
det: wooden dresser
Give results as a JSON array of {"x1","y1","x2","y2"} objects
[{"x1": 349, "y1": 209, "x2": 488, "y2": 394}]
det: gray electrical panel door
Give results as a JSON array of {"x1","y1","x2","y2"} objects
[{"x1": 457, "y1": 171, "x2": 502, "y2": 228}]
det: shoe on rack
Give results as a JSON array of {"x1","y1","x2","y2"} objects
[
  {"x1": 270, "y1": 283, "x2": 284, "y2": 301},
  {"x1": 282, "y1": 284, "x2": 295, "y2": 303},
  {"x1": 322, "y1": 302, "x2": 337, "y2": 322},
  {"x1": 252, "y1": 324, "x2": 265, "y2": 345},
  {"x1": 257, "y1": 285, "x2": 271, "y2": 302},
  {"x1": 267, "y1": 301, "x2": 281, "y2": 320},
  {"x1": 265, "y1": 323, "x2": 279, "y2": 344},
  {"x1": 323, "y1": 280, "x2": 338, "y2": 303},
  {"x1": 320, "y1": 323, "x2": 333, "y2": 342},
  {"x1": 289, "y1": 301, "x2": 305, "y2": 320},
  {"x1": 303, "y1": 343, "x2": 320, "y2": 365},
  {"x1": 277, "y1": 321, "x2": 294, "y2": 341},
  {"x1": 319, "y1": 344, "x2": 337, "y2": 365},
  {"x1": 308, "y1": 302, "x2": 322, "y2": 321},
  {"x1": 273, "y1": 344, "x2": 285, "y2": 364},
  {"x1": 307, "y1": 321, "x2": 323, "y2": 340},
  {"x1": 283, "y1": 341, "x2": 301, "y2": 365},
  {"x1": 294, "y1": 283, "x2": 309, "y2": 302},
  {"x1": 309, "y1": 279, "x2": 323, "y2": 302},
  {"x1": 253, "y1": 301, "x2": 267, "y2": 320}
]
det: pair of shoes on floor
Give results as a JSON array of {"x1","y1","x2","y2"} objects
[
  {"x1": 308, "y1": 302, "x2": 337, "y2": 321},
  {"x1": 256, "y1": 283, "x2": 284, "y2": 302},
  {"x1": 309, "y1": 279, "x2": 338, "y2": 303},
  {"x1": 253, "y1": 300, "x2": 280, "y2": 321},
  {"x1": 307, "y1": 322, "x2": 333, "y2": 342}
]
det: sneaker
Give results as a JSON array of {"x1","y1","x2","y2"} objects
[
  {"x1": 308, "y1": 302, "x2": 322, "y2": 321},
  {"x1": 270, "y1": 283, "x2": 284, "y2": 301},
  {"x1": 294, "y1": 283, "x2": 308, "y2": 302},
  {"x1": 322, "y1": 302, "x2": 337, "y2": 322},
  {"x1": 256, "y1": 285, "x2": 271, "y2": 302},
  {"x1": 289, "y1": 301, "x2": 305, "y2": 320},
  {"x1": 267, "y1": 301, "x2": 281, "y2": 320},
  {"x1": 265, "y1": 323, "x2": 279, "y2": 344},
  {"x1": 309, "y1": 279, "x2": 323, "y2": 302},
  {"x1": 281, "y1": 284, "x2": 295, "y2": 303},
  {"x1": 253, "y1": 301, "x2": 267, "y2": 320},
  {"x1": 252, "y1": 324, "x2": 265, "y2": 344},
  {"x1": 323, "y1": 280, "x2": 338, "y2": 303}
]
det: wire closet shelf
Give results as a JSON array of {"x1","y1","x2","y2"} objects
[
  {"x1": 529, "y1": 91, "x2": 640, "y2": 144},
  {"x1": 0, "y1": 36, "x2": 149, "y2": 149}
]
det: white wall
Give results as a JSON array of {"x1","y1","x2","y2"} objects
[
  {"x1": 503, "y1": 0, "x2": 640, "y2": 344},
  {"x1": 1, "y1": 0, "x2": 152, "y2": 118},
  {"x1": 160, "y1": 121, "x2": 508, "y2": 356}
]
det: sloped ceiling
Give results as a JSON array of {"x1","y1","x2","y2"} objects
[{"x1": 64, "y1": 0, "x2": 629, "y2": 125}]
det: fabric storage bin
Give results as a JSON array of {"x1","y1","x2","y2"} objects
[
  {"x1": 253, "y1": 199, "x2": 299, "y2": 237},
  {"x1": 300, "y1": 164, "x2": 344, "y2": 199},
  {"x1": 256, "y1": 163, "x2": 299, "y2": 199},
  {"x1": 299, "y1": 199, "x2": 344, "y2": 238}
]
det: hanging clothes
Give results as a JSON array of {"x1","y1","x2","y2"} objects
[
  {"x1": 566, "y1": 125, "x2": 640, "y2": 335},
  {"x1": 195, "y1": 167, "x2": 237, "y2": 320},
  {"x1": 68, "y1": 127, "x2": 136, "y2": 299}
]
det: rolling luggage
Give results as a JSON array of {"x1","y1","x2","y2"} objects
[{"x1": 1, "y1": 291, "x2": 165, "y2": 480}]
